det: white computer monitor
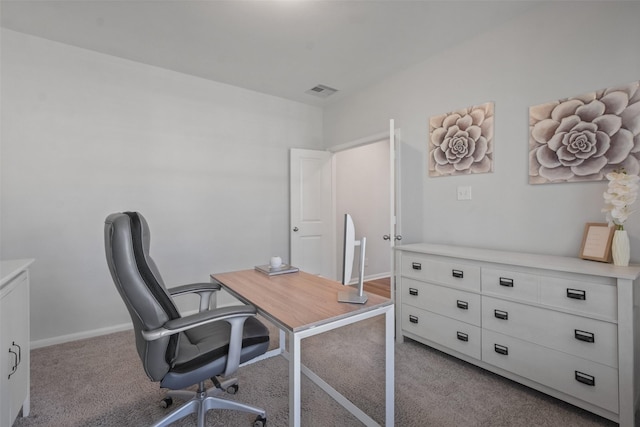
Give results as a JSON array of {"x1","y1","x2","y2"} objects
[{"x1": 339, "y1": 213, "x2": 368, "y2": 304}]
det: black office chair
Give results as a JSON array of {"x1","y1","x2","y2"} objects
[{"x1": 104, "y1": 212, "x2": 269, "y2": 427}]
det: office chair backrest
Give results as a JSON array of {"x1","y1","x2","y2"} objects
[{"x1": 104, "y1": 212, "x2": 180, "y2": 381}]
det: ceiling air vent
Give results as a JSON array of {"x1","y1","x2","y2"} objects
[{"x1": 305, "y1": 84, "x2": 338, "y2": 98}]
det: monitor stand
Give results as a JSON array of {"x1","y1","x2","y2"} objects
[
  {"x1": 338, "y1": 237, "x2": 368, "y2": 304},
  {"x1": 337, "y1": 289, "x2": 368, "y2": 304}
]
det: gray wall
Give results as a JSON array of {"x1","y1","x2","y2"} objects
[
  {"x1": 324, "y1": 2, "x2": 640, "y2": 259},
  {"x1": 1, "y1": 30, "x2": 323, "y2": 345},
  {"x1": 3, "y1": 1, "x2": 639, "y2": 346}
]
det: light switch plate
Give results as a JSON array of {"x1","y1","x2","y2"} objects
[{"x1": 457, "y1": 186, "x2": 472, "y2": 200}]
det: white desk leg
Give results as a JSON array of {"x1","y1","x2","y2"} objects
[
  {"x1": 280, "y1": 329, "x2": 286, "y2": 353},
  {"x1": 289, "y1": 332, "x2": 301, "y2": 427},
  {"x1": 385, "y1": 306, "x2": 395, "y2": 426}
]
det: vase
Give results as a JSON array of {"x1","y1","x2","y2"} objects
[{"x1": 612, "y1": 229, "x2": 631, "y2": 266}]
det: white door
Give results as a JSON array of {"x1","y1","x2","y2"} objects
[{"x1": 290, "y1": 149, "x2": 333, "y2": 277}]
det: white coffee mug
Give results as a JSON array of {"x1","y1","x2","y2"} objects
[{"x1": 270, "y1": 256, "x2": 282, "y2": 268}]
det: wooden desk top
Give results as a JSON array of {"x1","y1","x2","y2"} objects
[{"x1": 211, "y1": 269, "x2": 392, "y2": 332}]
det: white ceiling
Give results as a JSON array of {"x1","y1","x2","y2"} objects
[{"x1": 1, "y1": 0, "x2": 541, "y2": 106}]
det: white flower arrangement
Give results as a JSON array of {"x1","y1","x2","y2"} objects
[{"x1": 603, "y1": 170, "x2": 640, "y2": 230}]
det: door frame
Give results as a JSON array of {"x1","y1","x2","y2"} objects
[{"x1": 328, "y1": 121, "x2": 400, "y2": 288}]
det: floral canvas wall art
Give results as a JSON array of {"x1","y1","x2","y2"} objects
[
  {"x1": 428, "y1": 102, "x2": 494, "y2": 177},
  {"x1": 529, "y1": 80, "x2": 640, "y2": 184}
]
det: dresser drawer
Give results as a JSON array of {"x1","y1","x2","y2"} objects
[
  {"x1": 402, "y1": 305, "x2": 481, "y2": 360},
  {"x1": 482, "y1": 297, "x2": 618, "y2": 367},
  {"x1": 539, "y1": 277, "x2": 617, "y2": 321},
  {"x1": 482, "y1": 268, "x2": 538, "y2": 302},
  {"x1": 402, "y1": 278, "x2": 480, "y2": 326},
  {"x1": 482, "y1": 329, "x2": 619, "y2": 414},
  {"x1": 401, "y1": 254, "x2": 480, "y2": 292}
]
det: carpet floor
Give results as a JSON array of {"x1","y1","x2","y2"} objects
[{"x1": 15, "y1": 315, "x2": 618, "y2": 426}]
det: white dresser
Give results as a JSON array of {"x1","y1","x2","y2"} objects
[
  {"x1": 395, "y1": 243, "x2": 640, "y2": 425},
  {"x1": 0, "y1": 259, "x2": 33, "y2": 427}
]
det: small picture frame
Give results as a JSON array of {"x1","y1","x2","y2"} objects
[{"x1": 579, "y1": 223, "x2": 614, "y2": 263}]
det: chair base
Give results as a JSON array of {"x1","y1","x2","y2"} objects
[{"x1": 152, "y1": 380, "x2": 266, "y2": 427}]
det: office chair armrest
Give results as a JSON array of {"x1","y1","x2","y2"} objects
[
  {"x1": 168, "y1": 282, "x2": 221, "y2": 296},
  {"x1": 168, "y1": 281, "x2": 222, "y2": 312},
  {"x1": 141, "y1": 305, "x2": 257, "y2": 341}
]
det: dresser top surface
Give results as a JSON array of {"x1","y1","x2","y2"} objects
[{"x1": 395, "y1": 243, "x2": 640, "y2": 280}]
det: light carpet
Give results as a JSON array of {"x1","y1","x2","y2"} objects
[{"x1": 15, "y1": 316, "x2": 618, "y2": 426}]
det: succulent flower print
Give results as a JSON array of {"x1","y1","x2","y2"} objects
[
  {"x1": 429, "y1": 102, "x2": 494, "y2": 177},
  {"x1": 529, "y1": 81, "x2": 640, "y2": 184}
]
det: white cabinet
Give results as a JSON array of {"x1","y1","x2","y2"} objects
[
  {"x1": 0, "y1": 259, "x2": 33, "y2": 427},
  {"x1": 395, "y1": 244, "x2": 640, "y2": 426}
]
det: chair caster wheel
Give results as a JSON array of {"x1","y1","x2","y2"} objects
[
  {"x1": 227, "y1": 384, "x2": 239, "y2": 395},
  {"x1": 254, "y1": 415, "x2": 267, "y2": 427},
  {"x1": 160, "y1": 397, "x2": 173, "y2": 408}
]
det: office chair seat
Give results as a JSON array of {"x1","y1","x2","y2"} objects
[
  {"x1": 162, "y1": 316, "x2": 268, "y2": 390},
  {"x1": 104, "y1": 212, "x2": 269, "y2": 427}
]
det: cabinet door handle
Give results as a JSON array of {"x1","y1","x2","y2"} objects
[
  {"x1": 566, "y1": 288, "x2": 586, "y2": 300},
  {"x1": 11, "y1": 341, "x2": 21, "y2": 365},
  {"x1": 8, "y1": 348, "x2": 18, "y2": 379},
  {"x1": 494, "y1": 344, "x2": 509, "y2": 355},
  {"x1": 411, "y1": 262, "x2": 422, "y2": 271},
  {"x1": 409, "y1": 288, "x2": 418, "y2": 296},
  {"x1": 452, "y1": 269, "x2": 464, "y2": 279},
  {"x1": 456, "y1": 332, "x2": 469, "y2": 342},
  {"x1": 456, "y1": 300, "x2": 469, "y2": 310},
  {"x1": 409, "y1": 315, "x2": 419, "y2": 324},
  {"x1": 499, "y1": 277, "x2": 514, "y2": 287},
  {"x1": 575, "y1": 371, "x2": 595, "y2": 386},
  {"x1": 574, "y1": 330, "x2": 595, "y2": 343},
  {"x1": 494, "y1": 309, "x2": 509, "y2": 320}
]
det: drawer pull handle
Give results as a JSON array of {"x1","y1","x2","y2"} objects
[
  {"x1": 494, "y1": 309, "x2": 509, "y2": 320},
  {"x1": 574, "y1": 329, "x2": 595, "y2": 343},
  {"x1": 566, "y1": 288, "x2": 586, "y2": 300},
  {"x1": 452, "y1": 269, "x2": 464, "y2": 279},
  {"x1": 457, "y1": 332, "x2": 469, "y2": 342},
  {"x1": 8, "y1": 348, "x2": 18, "y2": 379},
  {"x1": 409, "y1": 315, "x2": 419, "y2": 324},
  {"x1": 11, "y1": 342, "x2": 21, "y2": 365},
  {"x1": 456, "y1": 300, "x2": 469, "y2": 310},
  {"x1": 411, "y1": 262, "x2": 422, "y2": 271},
  {"x1": 409, "y1": 288, "x2": 418, "y2": 296},
  {"x1": 499, "y1": 277, "x2": 514, "y2": 287},
  {"x1": 575, "y1": 371, "x2": 595, "y2": 386},
  {"x1": 494, "y1": 344, "x2": 508, "y2": 355}
]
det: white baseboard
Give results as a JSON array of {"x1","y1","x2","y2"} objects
[
  {"x1": 30, "y1": 279, "x2": 389, "y2": 349},
  {"x1": 31, "y1": 322, "x2": 133, "y2": 349},
  {"x1": 30, "y1": 305, "x2": 238, "y2": 349},
  {"x1": 347, "y1": 272, "x2": 390, "y2": 285}
]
